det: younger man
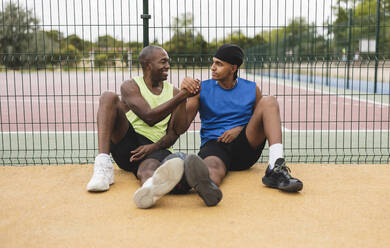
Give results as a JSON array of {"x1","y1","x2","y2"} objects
[{"x1": 183, "y1": 44, "x2": 303, "y2": 206}]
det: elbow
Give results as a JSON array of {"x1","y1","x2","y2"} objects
[
  {"x1": 174, "y1": 127, "x2": 186, "y2": 136},
  {"x1": 173, "y1": 123, "x2": 189, "y2": 135},
  {"x1": 145, "y1": 119, "x2": 157, "y2": 127},
  {"x1": 144, "y1": 116, "x2": 158, "y2": 127}
]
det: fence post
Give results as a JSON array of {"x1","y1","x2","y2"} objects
[
  {"x1": 374, "y1": 0, "x2": 381, "y2": 94},
  {"x1": 326, "y1": 24, "x2": 331, "y2": 86},
  {"x1": 141, "y1": 0, "x2": 151, "y2": 47},
  {"x1": 346, "y1": 8, "x2": 352, "y2": 89}
]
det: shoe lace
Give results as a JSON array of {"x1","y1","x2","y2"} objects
[{"x1": 274, "y1": 162, "x2": 292, "y2": 179}]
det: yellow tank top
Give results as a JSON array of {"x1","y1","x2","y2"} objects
[{"x1": 126, "y1": 76, "x2": 174, "y2": 145}]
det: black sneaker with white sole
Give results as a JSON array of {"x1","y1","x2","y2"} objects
[
  {"x1": 262, "y1": 158, "x2": 303, "y2": 192},
  {"x1": 184, "y1": 154, "x2": 222, "y2": 206},
  {"x1": 162, "y1": 152, "x2": 191, "y2": 194}
]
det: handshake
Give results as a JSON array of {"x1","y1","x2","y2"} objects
[{"x1": 180, "y1": 77, "x2": 201, "y2": 96}]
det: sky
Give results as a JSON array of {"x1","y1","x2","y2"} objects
[{"x1": 2, "y1": 0, "x2": 338, "y2": 43}]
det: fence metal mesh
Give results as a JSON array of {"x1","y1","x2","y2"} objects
[{"x1": 1, "y1": 0, "x2": 389, "y2": 165}]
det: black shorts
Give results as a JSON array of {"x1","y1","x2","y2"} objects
[
  {"x1": 110, "y1": 123, "x2": 171, "y2": 176},
  {"x1": 198, "y1": 126, "x2": 265, "y2": 172}
]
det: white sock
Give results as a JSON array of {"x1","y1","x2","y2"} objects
[
  {"x1": 96, "y1": 153, "x2": 111, "y2": 162},
  {"x1": 268, "y1": 143, "x2": 283, "y2": 169}
]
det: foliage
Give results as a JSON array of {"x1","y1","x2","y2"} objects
[
  {"x1": 97, "y1": 35, "x2": 123, "y2": 48},
  {"x1": 58, "y1": 44, "x2": 82, "y2": 67},
  {"x1": 27, "y1": 31, "x2": 61, "y2": 68},
  {"x1": 330, "y1": 0, "x2": 390, "y2": 57},
  {"x1": 0, "y1": 2, "x2": 38, "y2": 68},
  {"x1": 1, "y1": 1, "x2": 389, "y2": 69},
  {"x1": 93, "y1": 51, "x2": 126, "y2": 68},
  {"x1": 245, "y1": 17, "x2": 327, "y2": 64},
  {"x1": 93, "y1": 54, "x2": 108, "y2": 68},
  {"x1": 44, "y1": 30, "x2": 64, "y2": 43}
]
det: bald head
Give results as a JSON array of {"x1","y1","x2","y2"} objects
[{"x1": 139, "y1": 45, "x2": 165, "y2": 69}]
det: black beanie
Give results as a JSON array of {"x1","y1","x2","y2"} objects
[{"x1": 214, "y1": 44, "x2": 244, "y2": 67}]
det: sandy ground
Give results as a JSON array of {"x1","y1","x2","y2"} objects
[{"x1": 1, "y1": 163, "x2": 390, "y2": 248}]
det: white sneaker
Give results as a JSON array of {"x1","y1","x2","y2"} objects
[
  {"x1": 86, "y1": 155, "x2": 114, "y2": 192},
  {"x1": 133, "y1": 158, "x2": 184, "y2": 209}
]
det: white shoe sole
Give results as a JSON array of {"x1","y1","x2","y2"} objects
[
  {"x1": 87, "y1": 178, "x2": 114, "y2": 192},
  {"x1": 133, "y1": 158, "x2": 184, "y2": 209}
]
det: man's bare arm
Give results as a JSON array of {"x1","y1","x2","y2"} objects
[
  {"x1": 129, "y1": 114, "x2": 180, "y2": 162},
  {"x1": 182, "y1": 94, "x2": 200, "y2": 131},
  {"x1": 254, "y1": 85, "x2": 263, "y2": 108},
  {"x1": 172, "y1": 78, "x2": 201, "y2": 135},
  {"x1": 121, "y1": 79, "x2": 190, "y2": 127},
  {"x1": 130, "y1": 88, "x2": 201, "y2": 162}
]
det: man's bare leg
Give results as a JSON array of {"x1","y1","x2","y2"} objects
[
  {"x1": 97, "y1": 92, "x2": 130, "y2": 154},
  {"x1": 245, "y1": 96, "x2": 303, "y2": 192},
  {"x1": 87, "y1": 92, "x2": 130, "y2": 192}
]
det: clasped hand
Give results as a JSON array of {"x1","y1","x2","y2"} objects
[{"x1": 180, "y1": 77, "x2": 201, "y2": 96}]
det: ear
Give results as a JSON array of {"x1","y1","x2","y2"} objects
[
  {"x1": 231, "y1": 64, "x2": 238, "y2": 73},
  {"x1": 146, "y1": 62, "x2": 152, "y2": 71}
]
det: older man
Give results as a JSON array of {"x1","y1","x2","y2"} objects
[{"x1": 87, "y1": 45, "x2": 200, "y2": 209}]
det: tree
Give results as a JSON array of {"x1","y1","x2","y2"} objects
[
  {"x1": 0, "y1": 1, "x2": 39, "y2": 68},
  {"x1": 165, "y1": 13, "x2": 195, "y2": 53},
  {"x1": 96, "y1": 35, "x2": 123, "y2": 48},
  {"x1": 330, "y1": 0, "x2": 390, "y2": 57},
  {"x1": 27, "y1": 30, "x2": 60, "y2": 68},
  {"x1": 59, "y1": 44, "x2": 81, "y2": 67},
  {"x1": 164, "y1": 13, "x2": 210, "y2": 67},
  {"x1": 44, "y1": 30, "x2": 64, "y2": 43},
  {"x1": 64, "y1": 34, "x2": 84, "y2": 52}
]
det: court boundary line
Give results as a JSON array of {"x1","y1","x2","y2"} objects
[
  {"x1": 1, "y1": 130, "x2": 389, "y2": 135},
  {"x1": 257, "y1": 75, "x2": 390, "y2": 107}
]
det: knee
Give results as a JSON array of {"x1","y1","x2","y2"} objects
[
  {"x1": 137, "y1": 160, "x2": 159, "y2": 182},
  {"x1": 205, "y1": 157, "x2": 226, "y2": 180},
  {"x1": 261, "y1": 96, "x2": 278, "y2": 106},
  {"x1": 258, "y1": 96, "x2": 279, "y2": 110},
  {"x1": 137, "y1": 168, "x2": 153, "y2": 182},
  {"x1": 99, "y1": 91, "x2": 119, "y2": 106}
]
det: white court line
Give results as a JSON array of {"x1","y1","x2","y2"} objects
[
  {"x1": 0, "y1": 131, "x2": 97, "y2": 134},
  {"x1": 0, "y1": 99, "x2": 97, "y2": 104},
  {"x1": 283, "y1": 129, "x2": 389, "y2": 133},
  {"x1": 1, "y1": 129, "x2": 388, "y2": 135},
  {"x1": 257, "y1": 76, "x2": 390, "y2": 107}
]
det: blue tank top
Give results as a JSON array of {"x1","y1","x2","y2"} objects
[{"x1": 199, "y1": 77, "x2": 256, "y2": 146}]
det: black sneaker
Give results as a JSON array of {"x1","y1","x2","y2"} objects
[
  {"x1": 262, "y1": 158, "x2": 303, "y2": 192},
  {"x1": 184, "y1": 154, "x2": 223, "y2": 206},
  {"x1": 162, "y1": 152, "x2": 191, "y2": 195}
]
